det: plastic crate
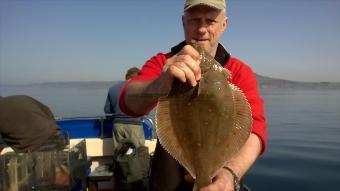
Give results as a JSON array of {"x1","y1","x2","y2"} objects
[{"x1": 0, "y1": 140, "x2": 90, "y2": 191}]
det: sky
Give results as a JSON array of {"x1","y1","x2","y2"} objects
[{"x1": 0, "y1": 0, "x2": 339, "y2": 85}]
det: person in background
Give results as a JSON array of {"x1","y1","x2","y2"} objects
[
  {"x1": 104, "y1": 67, "x2": 145, "y2": 151},
  {"x1": 119, "y1": 0, "x2": 267, "y2": 190},
  {"x1": 0, "y1": 95, "x2": 66, "y2": 153},
  {"x1": 0, "y1": 95, "x2": 70, "y2": 187}
]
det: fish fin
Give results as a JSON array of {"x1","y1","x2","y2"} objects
[
  {"x1": 223, "y1": 68, "x2": 232, "y2": 79},
  {"x1": 156, "y1": 98, "x2": 196, "y2": 177},
  {"x1": 230, "y1": 83, "x2": 252, "y2": 142}
]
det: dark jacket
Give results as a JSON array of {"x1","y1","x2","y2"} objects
[{"x1": 0, "y1": 95, "x2": 60, "y2": 152}]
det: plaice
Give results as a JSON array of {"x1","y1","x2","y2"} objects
[{"x1": 156, "y1": 44, "x2": 252, "y2": 190}]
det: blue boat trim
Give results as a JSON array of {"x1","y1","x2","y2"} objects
[{"x1": 57, "y1": 116, "x2": 155, "y2": 140}]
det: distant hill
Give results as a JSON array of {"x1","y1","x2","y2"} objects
[
  {"x1": 255, "y1": 74, "x2": 340, "y2": 89},
  {"x1": 2, "y1": 74, "x2": 340, "y2": 90},
  {"x1": 34, "y1": 81, "x2": 119, "y2": 89},
  {"x1": 1, "y1": 81, "x2": 121, "y2": 89}
]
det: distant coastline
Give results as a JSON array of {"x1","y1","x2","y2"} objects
[
  {"x1": 255, "y1": 74, "x2": 340, "y2": 90},
  {"x1": 1, "y1": 74, "x2": 340, "y2": 90}
]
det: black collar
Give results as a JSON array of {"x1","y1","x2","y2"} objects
[{"x1": 170, "y1": 41, "x2": 231, "y2": 67}]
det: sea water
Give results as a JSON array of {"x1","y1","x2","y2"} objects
[
  {"x1": 246, "y1": 88, "x2": 340, "y2": 191},
  {"x1": 1, "y1": 84, "x2": 339, "y2": 191}
]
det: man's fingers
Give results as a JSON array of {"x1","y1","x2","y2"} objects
[
  {"x1": 167, "y1": 63, "x2": 197, "y2": 86},
  {"x1": 162, "y1": 44, "x2": 202, "y2": 87},
  {"x1": 199, "y1": 169, "x2": 233, "y2": 191},
  {"x1": 167, "y1": 64, "x2": 187, "y2": 83},
  {"x1": 179, "y1": 45, "x2": 201, "y2": 81},
  {"x1": 180, "y1": 45, "x2": 201, "y2": 61},
  {"x1": 175, "y1": 55, "x2": 201, "y2": 84}
]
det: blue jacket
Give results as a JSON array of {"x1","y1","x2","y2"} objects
[{"x1": 104, "y1": 81, "x2": 141, "y2": 124}]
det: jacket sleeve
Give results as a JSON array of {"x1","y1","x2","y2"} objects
[{"x1": 119, "y1": 53, "x2": 168, "y2": 117}]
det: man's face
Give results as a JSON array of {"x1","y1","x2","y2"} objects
[{"x1": 183, "y1": 5, "x2": 227, "y2": 56}]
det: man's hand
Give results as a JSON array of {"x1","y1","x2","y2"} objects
[
  {"x1": 184, "y1": 168, "x2": 235, "y2": 191},
  {"x1": 162, "y1": 45, "x2": 201, "y2": 87},
  {"x1": 145, "y1": 44, "x2": 202, "y2": 98},
  {"x1": 124, "y1": 44, "x2": 202, "y2": 115}
]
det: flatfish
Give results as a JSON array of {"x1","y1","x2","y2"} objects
[{"x1": 156, "y1": 44, "x2": 252, "y2": 190}]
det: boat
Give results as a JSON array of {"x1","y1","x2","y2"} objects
[{"x1": 0, "y1": 115, "x2": 157, "y2": 191}]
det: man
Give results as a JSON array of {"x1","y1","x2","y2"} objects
[
  {"x1": 0, "y1": 95, "x2": 65, "y2": 152},
  {"x1": 119, "y1": 0, "x2": 267, "y2": 190},
  {"x1": 104, "y1": 67, "x2": 145, "y2": 151},
  {"x1": 0, "y1": 95, "x2": 71, "y2": 188},
  {"x1": 105, "y1": 67, "x2": 150, "y2": 189}
]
